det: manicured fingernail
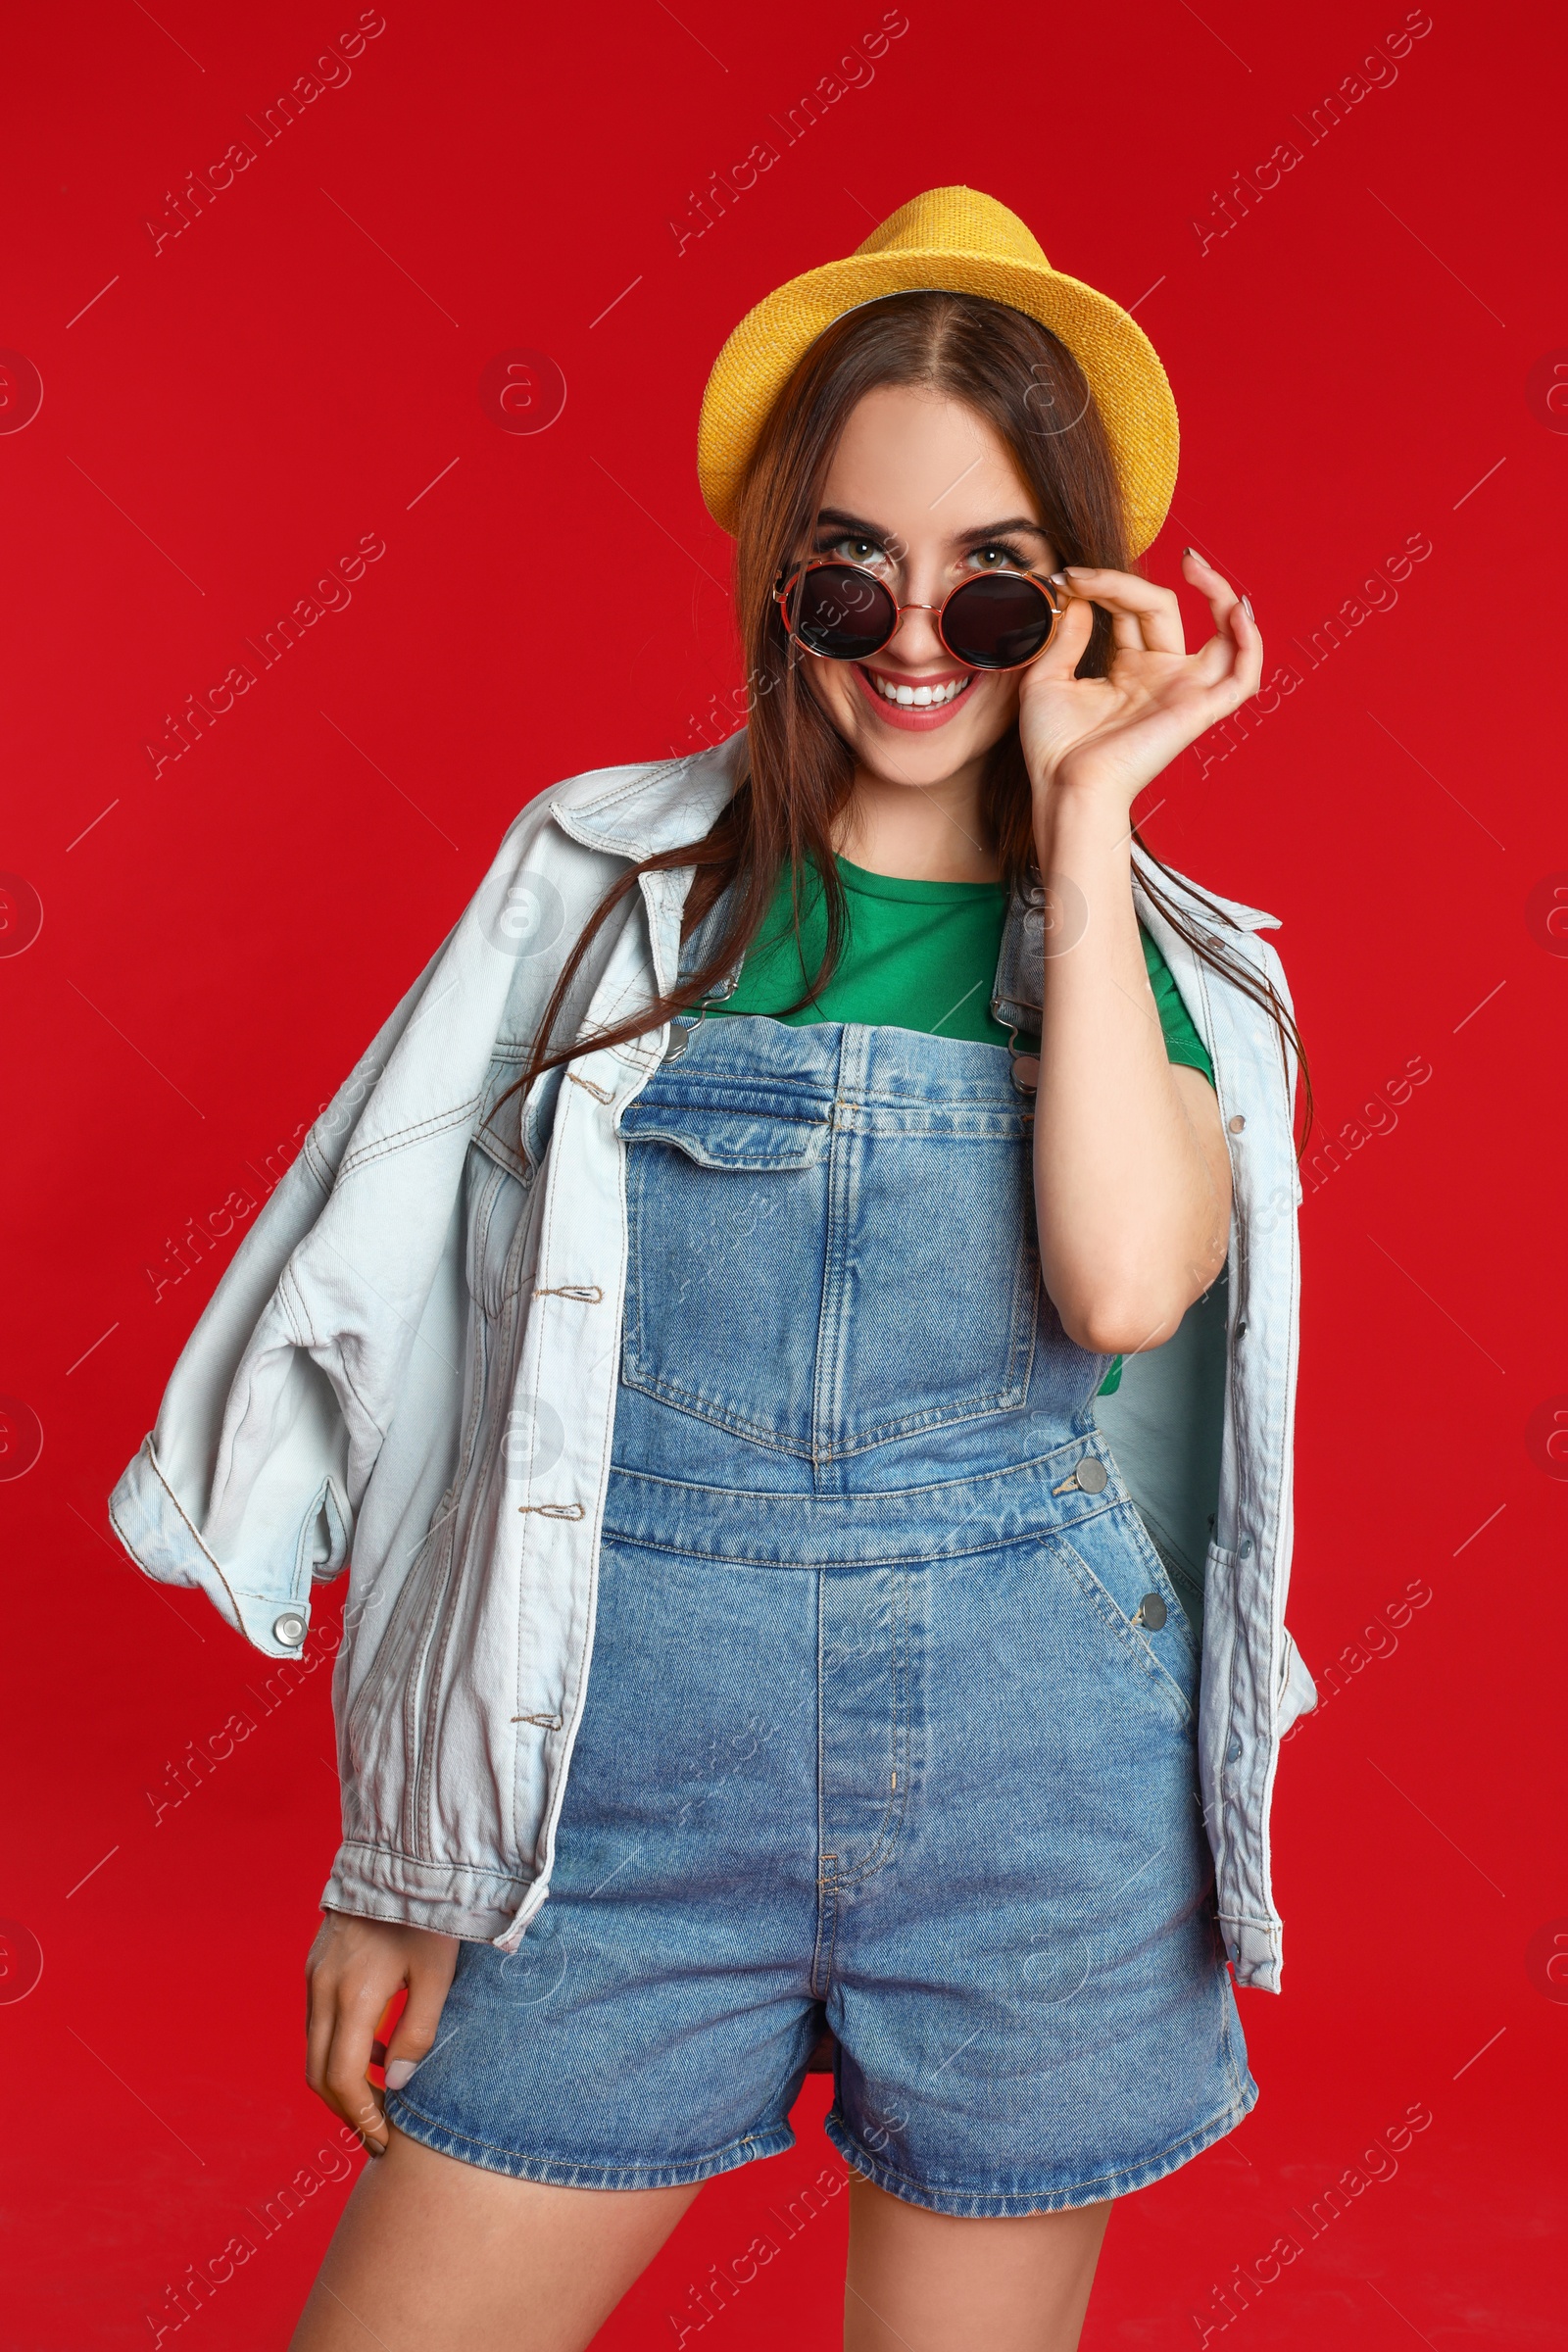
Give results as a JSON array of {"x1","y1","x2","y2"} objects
[
  {"x1": 1241, "y1": 595, "x2": 1255, "y2": 620},
  {"x1": 1182, "y1": 546, "x2": 1196, "y2": 557},
  {"x1": 1048, "y1": 571, "x2": 1067, "y2": 585},
  {"x1": 385, "y1": 2058, "x2": 418, "y2": 2090}
]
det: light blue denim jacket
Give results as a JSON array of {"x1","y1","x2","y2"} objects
[{"x1": 110, "y1": 730, "x2": 1315, "y2": 1990}]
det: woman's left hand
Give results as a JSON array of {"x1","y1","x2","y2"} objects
[{"x1": 1016, "y1": 549, "x2": 1262, "y2": 807}]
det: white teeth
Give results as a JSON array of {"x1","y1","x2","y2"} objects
[{"x1": 871, "y1": 672, "x2": 967, "y2": 708}]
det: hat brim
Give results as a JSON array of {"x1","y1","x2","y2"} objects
[{"x1": 698, "y1": 248, "x2": 1177, "y2": 557}]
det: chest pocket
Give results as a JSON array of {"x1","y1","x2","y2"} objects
[
  {"x1": 619, "y1": 1089, "x2": 832, "y2": 1453},
  {"x1": 618, "y1": 1076, "x2": 1039, "y2": 1459}
]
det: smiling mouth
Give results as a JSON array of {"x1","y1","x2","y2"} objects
[{"x1": 858, "y1": 665, "x2": 975, "y2": 709}]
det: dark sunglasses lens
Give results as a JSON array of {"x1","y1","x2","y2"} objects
[
  {"x1": 785, "y1": 564, "x2": 897, "y2": 660},
  {"x1": 942, "y1": 573, "x2": 1056, "y2": 668}
]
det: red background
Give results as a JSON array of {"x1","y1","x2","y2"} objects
[{"x1": 3, "y1": 1, "x2": 1565, "y2": 2342}]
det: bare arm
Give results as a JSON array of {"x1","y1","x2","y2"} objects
[{"x1": 1019, "y1": 553, "x2": 1258, "y2": 1353}]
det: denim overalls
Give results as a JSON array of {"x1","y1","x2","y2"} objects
[{"x1": 386, "y1": 1012, "x2": 1256, "y2": 2215}]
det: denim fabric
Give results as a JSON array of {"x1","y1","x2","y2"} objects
[
  {"x1": 110, "y1": 733, "x2": 1314, "y2": 1991},
  {"x1": 385, "y1": 1017, "x2": 1256, "y2": 2212},
  {"x1": 614, "y1": 1018, "x2": 1089, "y2": 1488}
]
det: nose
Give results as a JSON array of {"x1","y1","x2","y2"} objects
[{"x1": 886, "y1": 599, "x2": 949, "y2": 667}]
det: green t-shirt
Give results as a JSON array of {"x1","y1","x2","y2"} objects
[{"x1": 699, "y1": 856, "x2": 1214, "y2": 1396}]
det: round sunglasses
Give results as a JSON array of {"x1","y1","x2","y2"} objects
[{"x1": 774, "y1": 557, "x2": 1062, "y2": 672}]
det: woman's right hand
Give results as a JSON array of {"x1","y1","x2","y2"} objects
[{"x1": 304, "y1": 1911, "x2": 460, "y2": 2156}]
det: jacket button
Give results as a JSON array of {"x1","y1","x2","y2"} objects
[
  {"x1": 1076, "y1": 1458, "x2": 1107, "y2": 1494},
  {"x1": 1228, "y1": 1738, "x2": 1243, "y2": 1762},
  {"x1": 1137, "y1": 1593, "x2": 1166, "y2": 1630},
  {"x1": 272, "y1": 1611, "x2": 307, "y2": 1647},
  {"x1": 1239, "y1": 1537, "x2": 1253, "y2": 1558},
  {"x1": 1228, "y1": 1113, "x2": 1246, "y2": 1132}
]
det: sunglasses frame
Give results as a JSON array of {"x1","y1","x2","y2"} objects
[{"x1": 773, "y1": 556, "x2": 1063, "y2": 672}]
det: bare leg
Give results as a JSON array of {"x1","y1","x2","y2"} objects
[
  {"x1": 289, "y1": 2124, "x2": 702, "y2": 2352},
  {"x1": 842, "y1": 2174, "x2": 1112, "y2": 2352}
]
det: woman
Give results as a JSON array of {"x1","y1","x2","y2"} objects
[{"x1": 113, "y1": 188, "x2": 1315, "y2": 2350}]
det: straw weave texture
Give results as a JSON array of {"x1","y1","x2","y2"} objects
[{"x1": 697, "y1": 186, "x2": 1178, "y2": 555}]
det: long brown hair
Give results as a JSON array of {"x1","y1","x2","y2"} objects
[{"x1": 504, "y1": 291, "x2": 1310, "y2": 1146}]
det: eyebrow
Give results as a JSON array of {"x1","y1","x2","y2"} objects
[
  {"x1": 813, "y1": 506, "x2": 1051, "y2": 546},
  {"x1": 954, "y1": 516, "x2": 1053, "y2": 546}
]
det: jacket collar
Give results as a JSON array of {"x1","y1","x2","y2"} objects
[
  {"x1": 551, "y1": 728, "x2": 1281, "y2": 1030},
  {"x1": 1131, "y1": 844, "x2": 1279, "y2": 937},
  {"x1": 550, "y1": 733, "x2": 746, "y2": 861}
]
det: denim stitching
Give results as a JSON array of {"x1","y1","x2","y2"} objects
[
  {"x1": 594, "y1": 1495, "x2": 1127, "y2": 1574},
  {"x1": 822, "y1": 2077, "x2": 1256, "y2": 2218},
  {"x1": 840, "y1": 1567, "x2": 912, "y2": 1891},
  {"x1": 1043, "y1": 1534, "x2": 1196, "y2": 1728},
  {"x1": 387, "y1": 2093, "x2": 790, "y2": 2187},
  {"x1": 330, "y1": 1838, "x2": 530, "y2": 1888},
  {"x1": 337, "y1": 1096, "x2": 485, "y2": 1179}
]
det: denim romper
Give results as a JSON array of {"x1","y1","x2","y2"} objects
[{"x1": 385, "y1": 1013, "x2": 1257, "y2": 2217}]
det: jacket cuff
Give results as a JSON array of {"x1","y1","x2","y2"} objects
[
  {"x1": 1219, "y1": 1912, "x2": 1283, "y2": 1993},
  {"x1": 321, "y1": 1841, "x2": 534, "y2": 1945},
  {"x1": 108, "y1": 1436, "x2": 313, "y2": 1659}
]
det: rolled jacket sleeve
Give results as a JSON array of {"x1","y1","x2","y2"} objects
[{"x1": 109, "y1": 954, "x2": 445, "y2": 1659}]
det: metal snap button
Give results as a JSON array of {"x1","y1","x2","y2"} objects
[
  {"x1": 1228, "y1": 1113, "x2": 1246, "y2": 1132},
  {"x1": 272, "y1": 1611, "x2": 307, "y2": 1648},
  {"x1": 1076, "y1": 1458, "x2": 1108, "y2": 1494},
  {"x1": 1136, "y1": 1593, "x2": 1167, "y2": 1630}
]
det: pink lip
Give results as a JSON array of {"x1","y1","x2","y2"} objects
[{"x1": 849, "y1": 662, "x2": 979, "y2": 732}]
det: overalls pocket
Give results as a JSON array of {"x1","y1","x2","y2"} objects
[
  {"x1": 618, "y1": 1086, "x2": 834, "y2": 1453},
  {"x1": 1045, "y1": 1499, "x2": 1200, "y2": 1728},
  {"x1": 618, "y1": 1035, "x2": 1044, "y2": 1460}
]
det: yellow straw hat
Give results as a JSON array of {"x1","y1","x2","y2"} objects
[{"x1": 697, "y1": 185, "x2": 1178, "y2": 556}]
